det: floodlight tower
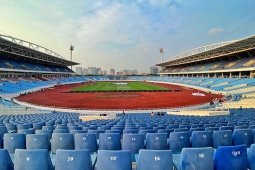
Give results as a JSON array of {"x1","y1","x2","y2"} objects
[
  {"x1": 159, "y1": 48, "x2": 163, "y2": 63},
  {"x1": 159, "y1": 48, "x2": 164, "y2": 73},
  {"x1": 70, "y1": 45, "x2": 74, "y2": 70}
]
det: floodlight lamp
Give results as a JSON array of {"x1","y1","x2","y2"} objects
[{"x1": 70, "y1": 45, "x2": 74, "y2": 51}]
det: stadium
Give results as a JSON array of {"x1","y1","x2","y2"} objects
[{"x1": 0, "y1": 31, "x2": 255, "y2": 169}]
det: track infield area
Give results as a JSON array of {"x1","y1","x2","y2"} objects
[
  {"x1": 69, "y1": 82, "x2": 170, "y2": 92},
  {"x1": 15, "y1": 81, "x2": 222, "y2": 110}
]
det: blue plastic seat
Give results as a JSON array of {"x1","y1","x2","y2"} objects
[
  {"x1": 177, "y1": 147, "x2": 214, "y2": 170},
  {"x1": 105, "y1": 130, "x2": 122, "y2": 134},
  {"x1": 189, "y1": 127, "x2": 204, "y2": 136},
  {"x1": 190, "y1": 124, "x2": 203, "y2": 128},
  {"x1": 233, "y1": 129, "x2": 252, "y2": 147},
  {"x1": 14, "y1": 149, "x2": 53, "y2": 170},
  {"x1": 70, "y1": 130, "x2": 86, "y2": 136},
  {"x1": 191, "y1": 131, "x2": 212, "y2": 147},
  {"x1": 36, "y1": 129, "x2": 53, "y2": 140},
  {"x1": 97, "y1": 126, "x2": 111, "y2": 131},
  {"x1": 204, "y1": 127, "x2": 219, "y2": 132},
  {"x1": 87, "y1": 129, "x2": 104, "y2": 139},
  {"x1": 55, "y1": 125, "x2": 68, "y2": 130},
  {"x1": 234, "y1": 125, "x2": 248, "y2": 129},
  {"x1": 179, "y1": 125, "x2": 190, "y2": 129},
  {"x1": 169, "y1": 131, "x2": 190, "y2": 153},
  {"x1": 214, "y1": 145, "x2": 248, "y2": 170},
  {"x1": 174, "y1": 128, "x2": 189, "y2": 132},
  {"x1": 0, "y1": 134, "x2": 2, "y2": 148},
  {"x1": 248, "y1": 144, "x2": 255, "y2": 170},
  {"x1": 33, "y1": 123, "x2": 43, "y2": 130},
  {"x1": 98, "y1": 133, "x2": 121, "y2": 150},
  {"x1": 6, "y1": 124, "x2": 17, "y2": 133},
  {"x1": 0, "y1": 149, "x2": 14, "y2": 170},
  {"x1": 17, "y1": 129, "x2": 35, "y2": 135},
  {"x1": 69, "y1": 126, "x2": 82, "y2": 130},
  {"x1": 55, "y1": 149, "x2": 93, "y2": 170},
  {"x1": 157, "y1": 129, "x2": 174, "y2": 138},
  {"x1": 82, "y1": 127, "x2": 97, "y2": 132},
  {"x1": 74, "y1": 133, "x2": 97, "y2": 153},
  {"x1": 249, "y1": 125, "x2": 255, "y2": 130},
  {"x1": 96, "y1": 150, "x2": 132, "y2": 170},
  {"x1": 0, "y1": 126, "x2": 8, "y2": 136},
  {"x1": 145, "y1": 133, "x2": 168, "y2": 150},
  {"x1": 138, "y1": 129, "x2": 155, "y2": 138},
  {"x1": 122, "y1": 134, "x2": 144, "y2": 158},
  {"x1": 212, "y1": 130, "x2": 232, "y2": 149},
  {"x1": 4, "y1": 133, "x2": 26, "y2": 154},
  {"x1": 17, "y1": 124, "x2": 29, "y2": 130},
  {"x1": 26, "y1": 134, "x2": 49, "y2": 150},
  {"x1": 53, "y1": 129, "x2": 69, "y2": 133},
  {"x1": 219, "y1": 126, "x2": 234, "y2": 132},
  {"x1": 51, "y1": 133, "x2": 74, "y2": 154},
  {"x1": 137, "y1": 149, "x2": 173, "y2": 170},
  {"x1": 42, "y1": 126, "x2": 55, "y2": 131}
]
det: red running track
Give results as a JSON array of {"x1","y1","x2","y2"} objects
[{"x1": 16, "y1": 82, "x2": 222, "y2": 110}]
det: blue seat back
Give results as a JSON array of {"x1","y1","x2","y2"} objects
[
  {"x1": 55, "y1": 149, "x2": 92, "y2": 170},
  {"x1": 191, "y1": 131, "x2": 212, "y2": 147},
  {"x1": 0, "y1": 134, "x2": 2, "y2": 148},
  {"x1": 145, "y1": 133, "x2": 168, "y2": 150},
  {"x1": 169, "y1": 131, "x2": 190, "y2": 153},
  {"x1": 212, "y1": 130, "x2": 232, "y2": 149},
  {"x1": 179, "y1": 147, "x2": 214, "y2": 170},
  {"x1": 214, "y1": 145, "x2": 247, "y2": 170},
  {"x1": 0, "y1": 149, "x2": 14, "y2": 170},
  {"x1": 17, "y1": 124, "x2": 29, "y2": 130},
  {"x1": 219, "y1": 126, "x2": 234, "y2": 132},
  {"x1": 33, "y1": 123, "x2": 43, "y2": 130},
  {"x1": 87, "y1": 129, "x2": 104, "y2": 139},
  {"x1": 99, "y1": 133, "x2": 121, "y2": 150},
  {"x1": 26, "y1": 134, "x2": 49, "y2": 150},
  {"x1": 51, "y1": 133, "x2": 74, "y2": 154},
  {"x1": 96, "y1": 150, "x2": 132, "y2": 170},
  {"x1": 14, "y1": 149, "x2": 53, "y2": 170},
  {"x1": 53, "y1": 129, "x2": 69, "y2": 133},
  {"x1": 233, "y1": 129, "x2": 252, "y2": 147},
  {"x1": 17, "y1": 129, "x2": 35, "y2": 135},
  {"x1": 137, "y1": 150, "x2": 173, "y2": 170},
  {"x1": 42, "y1": 126, "x2": 55, "y2": 131},
  {"x1": 4, "y1": 133, "x2": 26, "y2": 154},
  {"x1": 74, "y1": 133, "x2": 97, "y2": 153},
  {"x1": 248, "y1": 144, "x2": 255, "y2": 170},
  {"x1": 122, "y1": 134, "x2": 144, "y2": 154},
  {"x1": 0, "y1": 126, "x2": 8, "y2": 136},
  {"x1": 157, "y1": 129, "x2": 173, "y2": 138},
  {"x1": 36, "y1": 130, "x2": 53, "y2": 140}
]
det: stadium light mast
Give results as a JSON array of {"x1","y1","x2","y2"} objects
[
  {"x1": 159, "y1": 48, "x2": 163, "y2": 63},
  {"x1": 70, "y1": 45, "x2": 74, "y2": 70}
]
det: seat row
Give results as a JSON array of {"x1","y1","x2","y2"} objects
[
  {"x1": 1, "y1": 144, "x2": 255, "y2": 170},
  {"x1": 1, "y1": 130, "x2": 255, "y2": 155}
]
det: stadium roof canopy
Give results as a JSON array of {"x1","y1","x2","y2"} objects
[
  {"x1": 0, "y1": 34, "x2": 79, "y2": 66},
  {"x1": 156, "y1": 35, "x2": 255, "y2": 67}
]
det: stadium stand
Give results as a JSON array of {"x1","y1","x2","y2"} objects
[
  {"x1": 0, "y1": 109, "x2": 255, "y2": 168},
  {"x1": 1, "y1": 33, "x2": 255, "y2": 169}
]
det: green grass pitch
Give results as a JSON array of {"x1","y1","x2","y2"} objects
[{"x1": 70, "y1": 82, "x2": 170, "y2": 92}]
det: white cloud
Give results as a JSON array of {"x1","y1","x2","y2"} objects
[{"x1": 208, "y1": 28, "x2": 223, "y2": 36}]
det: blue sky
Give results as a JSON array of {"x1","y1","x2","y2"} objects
[{"x1": 0, "y1": 0, "x2": 255, "y2": 73}]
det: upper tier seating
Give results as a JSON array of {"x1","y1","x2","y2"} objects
[
  {"x1": 0, "y1": 58, "x2": 74, "y2": 73},
  {"x1": 160, "y1": 56, "x2": 255, "y2": 74}
]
